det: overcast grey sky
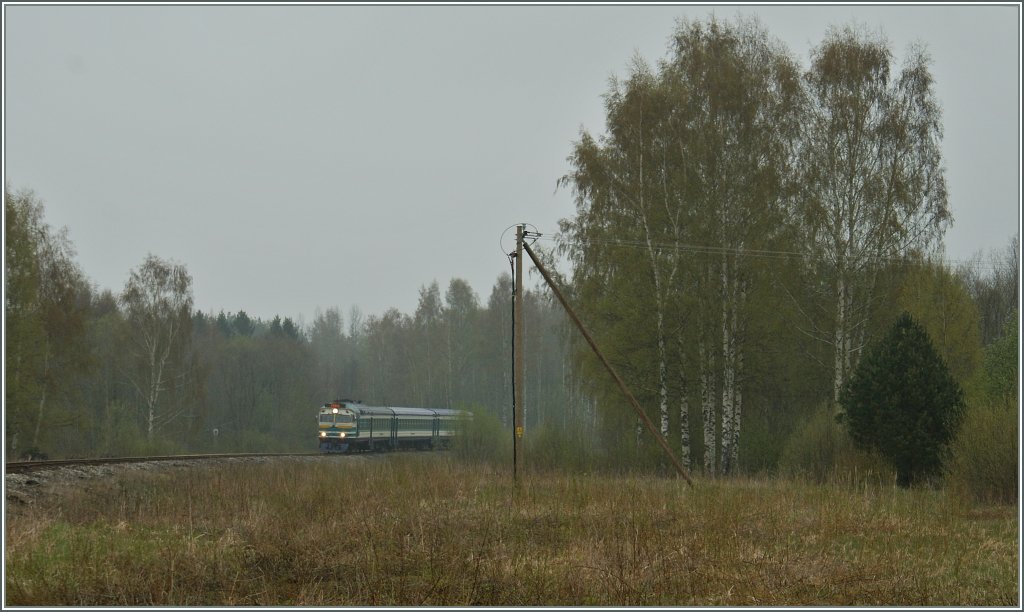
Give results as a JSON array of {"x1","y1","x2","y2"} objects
[{"x1": 4, "y1": 3, "x2": 1020, "y2": 325}]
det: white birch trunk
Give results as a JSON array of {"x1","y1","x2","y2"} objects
[
  {"x1": 677, "y1": 330, "x2": 692, "y2": 470},
  {"x1": 853, "y1": 314, "x2": 868, "y2": 376},
  {"x1": 657, "y1": 307, "x2": 670, "y2": 439},
  {"x1": 31, "y1": 350, "x2": 48, "y2": 449},
  {"x1": 32, "y1": 376, "x2": 48, "y2": 448},
  {"x1": 728, "y1": 275, "x2": 746, "y2": 471},
  {"x1": 731, "y1": 370, "x2": 742, "y2": 470},
  {"x1": 720, "y1": 256, "x2": 735, "y2": 474},
  {"x1": 699, "y1": 339, "x2": 716, "y2": 476},
  {"x1": 640, "y1": 194, "x2": 672, "y2": 446},
  {"x1": 729, "y1": 279, "x2": 745, "y2": 470},
  {"x1": 147, "y1": 338, "x2": 159, "y2": 440},
  {"x1": 679, "y1": 383, "x2": 691, "y2": 471},
  {"x1": 833, "y1": 275, "x2": 847, "y2": 405}
]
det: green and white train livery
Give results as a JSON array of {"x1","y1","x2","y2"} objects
[{"x1": 317, "y1": 399, "x2": 470, "y2": 453}]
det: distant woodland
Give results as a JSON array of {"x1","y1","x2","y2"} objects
[{"x1": 5, "y1": 17, "x2": 1018, "y2": 502}]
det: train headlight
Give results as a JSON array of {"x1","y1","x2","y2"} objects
[
  {"x1": 339, "y1": 432, "x2": 346, "y2": 438},
  {"x1": 319, "y1": 432, "x2": 326, "y2": 438}
]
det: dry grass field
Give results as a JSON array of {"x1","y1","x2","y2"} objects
[{"x1": 4, "y1": 454, "x2": 1018, "y2": 606}]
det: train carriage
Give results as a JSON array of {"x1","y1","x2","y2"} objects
[{"x1": 317, "y1": 400, "x2": 469, "y2": 453}]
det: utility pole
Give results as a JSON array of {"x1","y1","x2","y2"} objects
[{"x1": 513, "y1": 224, "x2": 525, "y2": 481}]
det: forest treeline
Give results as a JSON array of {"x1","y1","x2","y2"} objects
[
  {"x1": 5, "y1": 180, "x2": 1015, "y2": 485},
  {"x1": 5, "y1": 191, "x2": 576, "y2": 458},
  {"x1": 4, "y1": 16, "x2": 1019, "y2": 499}
]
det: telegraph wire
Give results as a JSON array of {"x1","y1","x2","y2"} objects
[{"x1": 527, "y1": 232, "x2": 1017, "y2": 272}]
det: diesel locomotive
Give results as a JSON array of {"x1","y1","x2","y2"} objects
[{"x1": 317, "y1": 399, "x2": 470, "y2": 453}]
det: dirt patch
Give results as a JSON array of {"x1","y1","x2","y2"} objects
[{"x1": 4, "y1": 454, "x2": 366, "y2": 513}]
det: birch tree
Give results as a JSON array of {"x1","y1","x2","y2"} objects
[
  {"x1": 796, "y1": 26, "x2": 951, "y2": 405},
  {"x1": 560, "y1": 59, "x2": 686, "y2": 457},
  {"x1": 4, "y1": 186, "x2": 90, "y2": 455},
  {"x1": 559, "y1": 17, "x2": 801, "y2": 474},
  {"x1": 121, "y1": 254, "x2": 194, "y2": 440},
  {"x1": 667, "y1": 18, "x2": 804, "y2": 474},
  {"x1": 5, "y1": 188, "x2": 47, "y2": 454}
]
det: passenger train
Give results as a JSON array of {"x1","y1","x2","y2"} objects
[{"x1": 317, "y1": 399, "x2": 470, "y2": 453}]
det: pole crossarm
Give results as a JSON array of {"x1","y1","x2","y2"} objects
[{"x1": 521, "y1": 240, "x2": 695, "y2": 487}]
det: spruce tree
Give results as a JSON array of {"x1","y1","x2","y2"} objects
[{"x1": 839, "y1": 312, "x2": 965, "y2": 486}]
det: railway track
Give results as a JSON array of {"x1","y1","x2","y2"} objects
[{"x1": 5, "y1": 452, "x2": 320, "y2": 474}]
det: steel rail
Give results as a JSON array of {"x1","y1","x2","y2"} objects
[{"x1": 5, "y1": 453, "x2": 321, "y2": 474}]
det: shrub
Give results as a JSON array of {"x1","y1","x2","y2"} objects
[
  {"x1": 778, "y1": 406, "x2": 893, "y2": 486},
  {"x1": 451, "y1": 408, "x2": 510, "y2": 466},
  {"x1": 945, "y1": 399, "x2": 1018, "y2": 505},
  {"x1": 93, "y1": 401, "x2": 164, "y2": 457},
  {"x1": 978, "y1": 312, "x2": 1019, "y2": 405},
  {"x1": 525, "y1": 423, "x2": 600, "y2": 473}
]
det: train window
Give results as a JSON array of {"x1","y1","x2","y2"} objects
[
  {"x1": 337, "y1": 414, "x2": 354, "y2": 424},
  {"x1": 319, "y1": 414, "x2": 333, "y2": 424}
]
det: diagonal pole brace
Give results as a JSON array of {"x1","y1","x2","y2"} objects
[{"x1": 521, "y1": 240, "x2": 695, "y2": 487}]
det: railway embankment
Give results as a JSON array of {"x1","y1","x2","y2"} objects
[{"x1": 4, "y1": 453, "x2": 360, "y2": 509}]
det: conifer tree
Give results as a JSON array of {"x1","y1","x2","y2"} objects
[{"x1": 839, "y1": 312, "x2": 965, "y2": 486}]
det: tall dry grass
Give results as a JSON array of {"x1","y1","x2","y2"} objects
[{"x1": 5, "y1": 454, "x2": 1018, "y2": 606}]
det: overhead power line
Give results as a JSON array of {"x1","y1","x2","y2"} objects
[{"x1": 529, "y1": 233, "x2": 1017, "y2": 273}]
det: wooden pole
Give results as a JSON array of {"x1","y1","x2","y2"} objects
[
  {"x1": 514, "y1": 225, "x2": 525, "y2": 480},
  {"x1": 521, "y1": 240, "x2": 694, "y2": 486}
]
